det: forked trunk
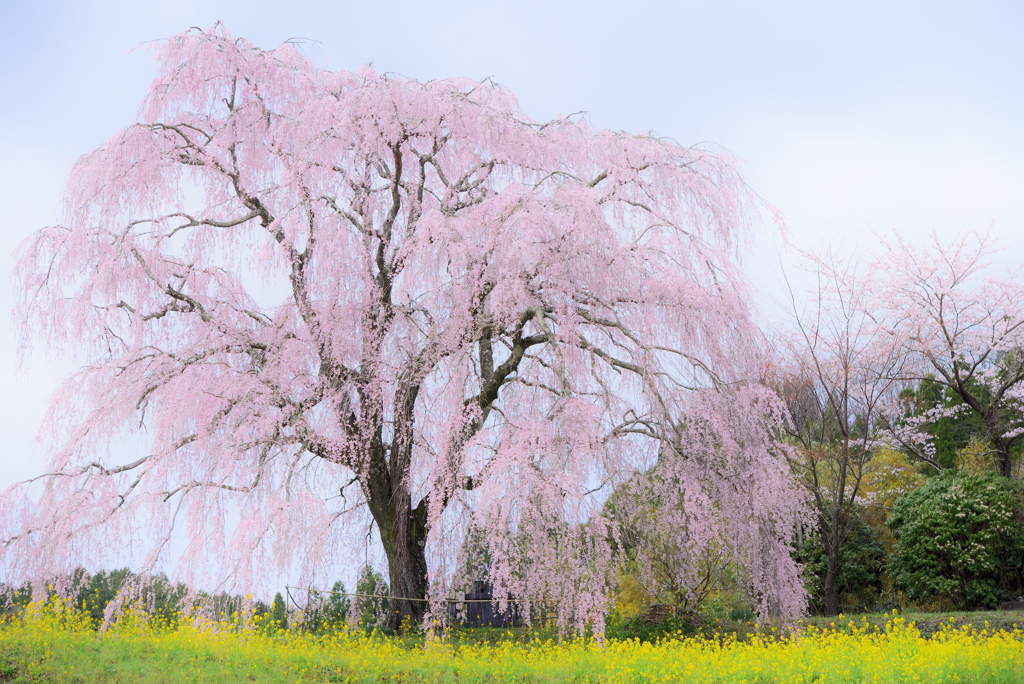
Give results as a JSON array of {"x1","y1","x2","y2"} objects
[{"x1": 365, "y1": 464, "x2": 430, "y2": 631}]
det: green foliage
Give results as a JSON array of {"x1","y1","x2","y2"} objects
[
  {"x1": 325, "y1": 581, "x2": 351, "y2": 626},
  {"x1": 270, "y1": 592, "x2": 288, "y2": 632},
  {"x1": 888, "y1": 470, "x2": 1024, "y2": 609},
  {"x1": 728, "y1": 608, "x2": 754, "y2": 621},
  {"x1": 603, "y1": 471, "x2": 737, "y2": 615},
  {"x1": 65, "y1": 569, "x2": 188, "y2": 627},
  {"x1": 793, "y1": 507, "x2": 886, "y2": 614},
  {"x1": 142, "y1": 574, "x2": 190, "y2": 626},
  {"x1": 252, "y1": 598, "x2": 271, "y2": 624},
  {"x1": 0, "y1": 582, "x2": 31, "y2": 615},
  {"x1": 603, "y1": 612, "x2": 701, "y2": 643},
  {"x1": 899, "y1": 377, "x2": 976, "y2": 470},
  {"x1": 898, "y1": 374, "x2": 1024, "y2": 473},
  {"x1": 353, "y1": 567, "x2": 390, "y2": 633},
  {"x1": 299, "y1": 581, "x2": 350, "y2": 634}
]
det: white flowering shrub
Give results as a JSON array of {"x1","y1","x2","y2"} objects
[{"x1": 888, "y1": 471, "x2": 1024, "y2": 609}]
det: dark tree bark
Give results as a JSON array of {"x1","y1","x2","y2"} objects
[
  {"x1": 774, "y1": 253, "x2": 906, "y2": 617},
  {"x1": 818, "y1": 502, "x2": 849, "y2": 617},
  {"x1": 374, "y1": 493, "x2": 429, "y2": 629}
]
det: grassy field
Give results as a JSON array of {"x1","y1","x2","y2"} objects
[{"x1": 2, "y1": 601, "x2": 1023, "y2": 683}]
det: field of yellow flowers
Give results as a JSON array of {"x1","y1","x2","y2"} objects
[{"x1": 1, "y1": 601, "x2": 1023, "y2": 683}]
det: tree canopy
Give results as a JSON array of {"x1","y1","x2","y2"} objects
[
  {"x1": 2, "y1": 26, "x2": 806, "y2": 630},
  {"x1": 872, "y1": 233, "x2": 1024, "y2": 478}
]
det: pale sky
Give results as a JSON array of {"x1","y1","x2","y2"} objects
[{"x1": 2, "y1": 0, "x2": 1022, "y2": 492}]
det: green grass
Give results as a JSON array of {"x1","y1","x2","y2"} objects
[
  {"x1": 2, "y1": 601, "x2": 1024, "y2": 683},
  {"x1": 800, "y1": 609, "x2": 1024, "y2": 637}
]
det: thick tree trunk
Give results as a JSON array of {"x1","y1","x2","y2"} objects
[
  {"x1": 363, "y1": 441, "x2": 430, "y2": 631},
  {"x1": 378, "y1": 502, "x2": 429, "y2": 631}
]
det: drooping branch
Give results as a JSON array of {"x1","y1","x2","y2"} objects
[{"x1": 7, "y1": 26, "x2": 804, "y2": 630}]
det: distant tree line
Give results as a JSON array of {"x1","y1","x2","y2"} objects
[{"x1": 0, "y1": 565, "x2": 398, "y2": 635}]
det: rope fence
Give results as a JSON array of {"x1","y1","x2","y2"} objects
[
  {"x1": 285, "y1": 584, "x2": 538, "y2": 627},
  {"x1": 285, "y1": 585, "x2": 506, "y2": 604}
]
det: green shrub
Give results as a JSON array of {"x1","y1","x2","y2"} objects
[
  {"x1": 353, "y1": 567, "x2": 390, "y2": 633},
  {"x1": 728, "y1": 607, "x2": 754, "y2": 621},
  {"x1": 299, "y1": 581, "x2": 350, "y2": 634},
  {"x1": 324, "y1": 581, "x2": 351, "y2": 626},
  {"x1": 793, "y1": 506, "x2": 886, "y2": 614},
  {"x1": 603, "y1": 612, "x2": 700, "y2": 643},
  {"x1": 887, "y1": 470, "x2": 1024, "y2": 609}
]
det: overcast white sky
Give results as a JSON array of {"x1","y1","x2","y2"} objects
[{"x1": 2, "y1": 0, "x2": 1022, "y2": 490}]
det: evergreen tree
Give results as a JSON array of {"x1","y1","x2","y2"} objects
[
  {"x1": 353, "y1": 567, "x2": 390, "y2": 632},
  {"x1": 270, "y1": 592, "x2": 288, "y2": 632}
]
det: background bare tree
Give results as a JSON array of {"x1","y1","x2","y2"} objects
[{"x1": 771, "y1": 253, "x2": 906, "y2": 616}]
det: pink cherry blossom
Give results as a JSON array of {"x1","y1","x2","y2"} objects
[
  {"x1": 3, "y1": 25, "x2": 806, "y2": 631},
  {"x1": 869, "y1": 232, "x2": 1024, "y2": 477}
]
